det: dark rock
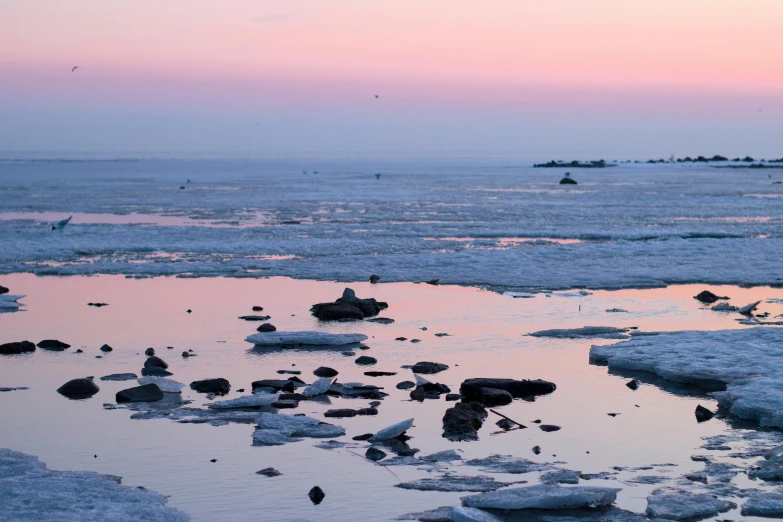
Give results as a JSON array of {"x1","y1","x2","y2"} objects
[
  {"x1": 256, "y1": 323, "x2": 277, "y2": 332},
  {"x1": 0, "y1": 387, "x2": 28, "y2": 392},
  {"x1": 425, "y1": 279, "x2": 439, "y2": 285},
  {"x1": 0, "y1": 341, "x2": 35, "y2": 355},
  {"x1": 116, "y1": 383, "x2": 164, "y2": 403},
  {"x1": 410, "y1": 387, "x2": 425, "y2": 401},
  {"x1": 210, "y1": 459, "x2": 217, "y2": 463},
  {"x1": 341, "y1": 351, "x2": 355, "y2": 356},
  {"x1": 76, "y1": 349, "x2": 83, "y2": 353},
  {"x1": 100, "y1": 373, "x2": 137, "y2": 381},
  {"x1": 181, "y1": 351, "x2": 191, "y2": 358},
  {"x1": 694, "y1": 290, "x2": 729, "y2": 304},
  {"x1": 358, "y1": 344, "x2": 370, "y2": 350},
  {"x1": 369, "y1": 274, "x2": 380, "y2": 284},
  {"x1": 434, "y1": 333, "x2": 451, "y2": 337},
  {"x1": 272, "y1": 400, "x2": 298, "y2": 409},
  {"x1": 187, "y1": 309, "x2": 192, "y2": 313},
  {"x1": 626, "y1": 379, "x2": 639, "y2": 390},
  {"x1": 99, "y1": 344, "x2": 113, "y2": 352},
  {"x1": 364, "y1": 371, "x2": 396, "y2": 377},
  {"x1": 395, "y1": 337, "x2": 407, "y2": 341},
  {"x1": 313, "y1": 367, "x2": 339, "y2": 378},
  {"x1": 421, "y1": 382, "x2": 451, "y2": 394},
  {"x1": 239, "y1": 315, "x2": 271, "y2": 321},
  {"x1": 559, "y1": 177, "x2": 578, "y2": 184},
  {"x1": 324, "y1": 409, "x2": 357, "y2": 418},
  {"x1": 353, "y1": 433, "x2": 373, "y2": 441},
  {"x1": 252, "y1": 306, "x2": 264, "y2": 312},
  {"x1": 311, "y1": 288, "x2": 388, "y2": 321},
  {"x1": 256, "y1": 468, "x2": 281, "y2": 477},
  {"x1": 0, "y1": 285, "x2": 8, "y2": 294},
  {"x1": 308, "y1": 486, "x2": 325, "y2": 505},
  {"x1": 539, "y1": 424, "x2": 561, "y2": 432},
  {"x1": 533, "y1": 419, "x2": 541, "y2": 423},
  {"x1": 396, "y1": 381, "x2": 416, "y2": 390},
  {"x1": 442, "y1": 402, "x2": 488, "y2": 441},
  {"x1": 87, "y1": 302, "x2": 109, "y2": 307},
  {"x1": 496, "y1": 418, "x2": 515, "y2": 430},
  {"x1": 533, "y1": 445, "x2": 541, "y2": 455},
  {"x1": 57, "y1": 378, "x2": 99, "y2": 399},
  {"x1": 460, "y1": 378, "x2": 556, "y2": 401},
  {"x1": 37, "y1": 340, "x2": 70, "y2": 351},
  {"x1": 277, "y1": 370, "x2": 301, "y2": 375},
  {"x1": 287, "y1": 376, "x2": 305, "y2": 385},
  {"x1": 357, "y1": 407, "x2": 378, "y2": 416},
  {"x1": 190, "y1": 378, "x2": 231, "y2": 395},
  {"x1": 366, "y1": 317, "x2": 394, "y2": 324},
  {"x1": 365, "y1": 447, "x2": 387, "y2": 461},
  {"x1": 145, "y1": 348, "x2": 155, "y2": 356},
  {"x1": 478, "y1": 387, "x2": 514, "y2": 407},
  {"x1": 355, "y1": 356, "x2": 377, "y2": 366},
  {"x1": 411, "y1": 361, "x2": 449, "y2": 374},
  {"x1": 410, "y1": 339, "x2": 421, "y2": 343},
  {"x1": 141, "y1": 367, "x2": 172, "y2": 377},
  {"x1": 144, "y1": 356, "x2": 168, "y2": 369},
  {"x1": 445, "y1": 393, "x2": 461, "y2": 401},
  {"x1": 369, "y1": 401, "x2": 381, "y2": 407},
  {"x1": 695, "y1": 405, "x2": 715, "y2": 422}
]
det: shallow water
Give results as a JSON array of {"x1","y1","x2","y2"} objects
[{"x1": 1, "y1": 274, "x2": 781, "y2": 521}]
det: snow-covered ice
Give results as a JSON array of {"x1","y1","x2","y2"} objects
[
  {"x1": 208, "y1": 393, "x2": 280, "y2": 409},
  {"x1": 245, "y1": 331, "x2": 367, "y2": 346},
  {"x1": 136, "y1": 376, "x2": 185, "y2": 393},
  {"x1": 530, "y1": 326, "x2": 631, "y2": 339},
  {"x1": 395, "y1": 475, "x2": 515, "y2": 492},
  {"x1": 590, "y1": 328, "x2": 783, "y2": 428},
  {"x1": 0, "y1": 294, "x2": 24, "y2": 312},
  {"x1": 449, "y1": 507, "x2": 504, "y2": 522},
  {"x1": 460, "y1": 484, "x2": 620, "y2": 510},
  {"x1": 645, "y1": 489, "x2": 735, "y2": 520},
  {"x1": 742, "y1": 490, "x2": 783, "y2": 517},
  {"x1": 464, "y1": 455, "x2": 552, "y2": 474},
  {"x1": 0, "y1": 448, "x2": 189, "y2": 522},
  {"x1": 252, "y1": 412, "x2": 345, "y2": 445},
  {"x1": 302, "y1": 377, "x2": 334, "y2": 397},
  {"x1": 369, "y1": 418, "x2": 414, "y2": 441}
]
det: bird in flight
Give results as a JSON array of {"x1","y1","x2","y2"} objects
[
  {"x1": 374, "y1": 95, "x2": 379, "y2": 99},
  {"x1": 52, "y1": 216, "x2": 72, "y2": 232},
  {"x1": 71, "y1": 66, "x2": 79, "y2": 73}
]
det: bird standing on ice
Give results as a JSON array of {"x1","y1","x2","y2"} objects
[{"x1": 52, "y1": 216, "x2": 72, "y2": 232}]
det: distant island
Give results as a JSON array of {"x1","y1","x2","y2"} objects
[
  {"x1": 534, "y1": 160, "x2": 615, "y2": 168},
  {"x1": 535, "y1": 156, "x2": 783, "y2": 168}
]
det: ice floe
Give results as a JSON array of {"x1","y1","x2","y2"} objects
[
  {"x1": 464, "y1": 455, "x2": 552, "y2": 474},
  {"x1": 0, "y1": 294, "x2": 24, "y2": 312},
  {"x1": 531, "y1": 326, "x2": 631, "y2": 339},
  {"x1": 369, "y1": 418, "x2": 414, "y2": 441},
  {"x1": 461, "y1": 484, "x2": 620, "y2": 510},
  {"x1": 395, "y1": 474, "x2": 516, "y2": 492},
  {"x1": 0, "y1": 448, "x2": 188, "y2": 522},
  {"x1": 645, "y1": 489, "x2": 735, "y2": 520},
  {"x1": 137, "y1": 377, "x2": 185, "y2": 393},
  {"x1": 245, "y1": 331, "x2": 368, "y2": 346},
  {"x1": 208, "y1": 393, "x2": 280, "y2": 409},
  {"x1": 252, "y1": 412, "x2": 345, "y2": 445}
]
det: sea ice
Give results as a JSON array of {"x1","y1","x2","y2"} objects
[
  {"x1": 0, "y1": 448, "x2": 189, "y2": 522},
  {"x1": 395, "y1": 475, "x2": 515, "y2": 492},
  {"x1": 137, "y1": 377, "x2": 185, "y2": 393},
  {"x1": 530, "y1": 326, "x2": 631, "y2": 339},
  {"x1": 742, "y1": 490, "x2": 783, "y2": 517},
  {"x1": 369, "y1": 418, "x2": 414, "y2": 441},
  {"x1": 464, "y1": 455, "x2": 552, "y2": 474},
  {"x1": 461, "y1": 484, "x2": 620, "y2": 510},
  {"x1": 590, "y1": 328, "x2": 783, "y2": 428},
  {"x1": 253, "y1": 412, "x2": 345, "y2": 445},
  {"x1": 245, "y1": 331, "x2": 368, "y2": 346},
  {"x1": 302, "y1": 377, "x2": 334, "y2": 397},
  {"x1": 0, "y1": 294, "x2": 24, "y2": 312},
  {"x1": 449, "y1": 506, "x2": 504, "y2": 522},
  {"x1": 645, "y1": 489, "x2": 735, "y2": 520},
  {"x1": 208, "y1": 393, "x2": 280, "y2": 409}
]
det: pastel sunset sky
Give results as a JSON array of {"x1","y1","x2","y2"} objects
[{"x1": 1, "y1": 0, "x2": 781, "y2": 156}]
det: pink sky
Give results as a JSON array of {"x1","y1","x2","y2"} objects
[{"x1": 1, "y1": 0, "x2": 781, "y2": 155}]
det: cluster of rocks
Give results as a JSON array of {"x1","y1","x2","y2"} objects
[{"x1": 310, "y1": 288, "x2": 388, "y2": 321}]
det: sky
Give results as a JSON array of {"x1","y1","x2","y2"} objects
[{"x1": 1, "y1": 0, "x2": 781, "y2": 157}]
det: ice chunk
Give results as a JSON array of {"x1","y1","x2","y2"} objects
[
  {"x1": 369, "y1": 418, "x2": 414, "y2": 441},
  {"x1": 465, "y1": 455, "x2": 552, "y2": 474},
  {"x1": 420, "y1": 449, "x2": 462, "y2": 462},
  {"x1": 256, "y1": 412, "x2": 320, "y2": 433},
  {"x1": 414, "y1": 375, "x2": 431, "y2": 386},
  {"x1": 461, "y1": 484, "x2": 620, "y2": 510},
  {"x1": 0, "y1": 448, "x2": 189, "y2": 522},
  {"x1": 137, "y1": 377, "x2": 185, "y2": 393},
  {"x1": 590, "y1": 328, "x2": 783, "y2": 429},
  {"x1": 742, "y1": 490, "x2": 783, "y2": 517},
  {"x1": 749, "y1": 455, "x2": 783, "y2": 481},
  {"x1": 302, "y1": 377, "x2": 334, "y2": 397},
  {"x1": 245, "y1": 331, "x2": 367, "y2": 346},
  {"x1": 645, "y1": 489, "x2": 735, "y2": 520},
  {"x1": 0, "y1": 294, "x2": 24, "y2": 311},
  {"x1": 540, "y1": 469, "x2": 581, "y2": 484},
  {"x1": 503, "y1": 291, "x2": 538, "y2": 299},
  {"x1": 530, "y1": 326, "x2": 630, "y2": 339},
  {"x1": 253, "y1": 412, "x2": 345, "y2": 444},
  {"x1": 252, "y1": 429, "x2": 300, "y2": 446},
  {"x1": 738, "y1": 300, "x2": 761, "y2": 315},
  {"x1": 208, "y1": 393, "x2": 280, "y2": 409},
  {"x1": 395, "y1": 506, "x2": 453, "y2": 521},
  {"x1": 449, "y1": 506, "x2": 504, "y2": 522},
  {"x1": 395, "y1": 475, "x2": 514, "y2": 492}
]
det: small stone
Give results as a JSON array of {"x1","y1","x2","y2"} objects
[
  {"x1": 313, "y1": 367, "x2": 338, "y2": 378},
  {"x1": 324, "y1": 409, "x2": 357, "y2": 418},
  {"x1": 626, "y1": 379, "x2": 639, "y2": 390},
  {"x1": 445, "y1": 394, "x2": 461, "y2": 401},
  {"x1": 352, "y1": 433, "x2": 373, "y2": 441},
  {"x1": 369, "y1": 274, "x2": 380, "y2": 284},
  {"x1": 539, "y1": 425, "x2": 561, "y2": 432},
  {"x1": 365, "y1": 447, "x2": 386, "y2": 461},
  {"x1": 116, "y1": 383, "x2": 164, "y2": 403},
  {"x1": 190, "y1": 378, "x2": 231, "y2": 395},
  {"x1": 394, "y1": 337, "x2": 407, "y2": 341},
  {"x1": 396, "y1": 381, "x2": 415, "y2": 390},
  {"x1": 256, "y1": 467, "x2": 282, "y2": 477},
  {"x1": 355, "y1": 356, "x2": 377, "y2": 365},
  {"x1": 144, "y1": 356, "x2": 168, "y2": 369},
  {"x1": 364, "y1": 371, "x2": 396, "y2": 377},
  {"x1": 252, "y1": 306, "x2": 264, "y2": 311},
  {"x1": 256, "y1": 323, "x2": 277, "y2": 332},
  {"x1": 532, "y1": 445, "x2": 541, "y2": 454},
  {"x1": 144, "y1": 348, "x2": 155, "y2": 356},
  {"x1": 181, "y1": 351, "x2": 190, "y2": 358},
  {"x1": 99, "y1": 344, "x2": 113, "y2": 352},
  {"x1": 141, "y1": 367, "x2": 172, "y2": 377},
  {"x1": 76, "y1": 349, "x2": 83, "y2": 353},
  {"x1": 308, "y1": 486, "x2": 325, "y2": 505},
  {"x1": 272, "y1": 400, "x2": 298, "y2": 409},
  {"x1": 341, "y1": 351, "x2": 355, "y2": 356},
  {"x1": 57, "y1": 378, "x2": 99, "y2": 399},
  {"x1": 607, "y1": 413, "x2": 620, "y2": 417},
  {"x1": 496, "y1": 418, "x2": 515, "y2": 430},
  {"x1": 358, "y1": 344, "x2": 370, "y2": 350},
  {"x1": 210, "y1": 459, "x2": 217, "y2": 463},
  {"x1": 37, "y1": 340, "x2": 71, "y2": 351},
  {"x1": 187, "y1": 309, "x2": 192, "y2": 313},
  {"x1": 695, "y1": 405, "x2": 715, "y2": 422}
]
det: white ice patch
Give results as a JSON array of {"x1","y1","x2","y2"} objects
[
  {"x1": 449, "y1": 506, "x2": 505, "y2": 522},
  {"x1": 590, "y1": 328, "x2": 783, "y2": 428},
  {"x1": 369, "y1": 418, "x2": 414, "y2": 441},
  {"x1": 302, "y1": 377, "x2": 334, "y2": 397},
  {"x1": 137, "y1": 377, "x2": 185, "y2": 393},
  {"x1": 245, "y1": 331, "x2": 367, "y2": 346},
  {"x1": 0, "y1": 448, "x2": 189, "y2": 522},
  {"x1": 208, "y1": 393, "x2": 279, "y2": 409},
  {"x1": 461, "y1": 484, "x2": 620, "y2": 510},
  {"x1": 645, "y1": 489, "x2": 735, "y2": 520},
  {"x1": 0, "y1": 294, "x2": 24, "y2": 311},
  {"x1": 252, "y1": 412, "x2": 345, "y2": 445}
]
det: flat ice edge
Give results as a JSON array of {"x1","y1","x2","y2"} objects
[
  {"x1": 245, "y1": 331, "x2": 368, "y2": 346},
  {"x1": 0, "y1": 448, "x2": 189, "y2": 522},
  {"x1": 590, "y1": 327, "x2": 783, "y2": 429}
]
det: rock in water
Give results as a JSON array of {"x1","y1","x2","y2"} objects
[
  {"x1": 144, "y1": 348, "x2": 155, "y2": 356},
  {"x1": 100, "y1": 373, "x2": 137, "y2": 381},
  {"x1": 477, "y1": 388, "x2": 513, "y2": 407},
  {"x1": 559, "y1": 177, "x2": 578, "y2": 185},
  {"x1": 460, "y1": 378, "x2": 556, "y2": 401},
  {"x1": 245, "y1": 331, "x2": 367, "y2": 346},
  {"x1": 355, "y1": 356, "x2": 377, "y2": 366},
  {"x1": 116, "y1": 383, "x2": 164, "y2": 403},
  {"x1": 313, "y1": 367, "x2": 338, "y2": 378},
  {"x1": 365, "y1": 447, "x2": 387, "y2": 461},
  {"x1": 57, "y1": 378, "x2": 99, "y2": 399},
  {"x1": 410, "y1": 361, "x2": 449, "y2": 374},
  {"x1": 0, "y1": 285, "x2": 8, "y2": 294},
  {"x1": 443, "y1": 402, "x2": 488, "y2": 441},
  {"x1": 141, "y1": 367, "x2": 173, "y2": 377},
  {"x1": 369, "y1": 418, "x2": 414, "y2": 441},
  {"x1": 0, "y1": 341, "x2": 35, "y2": 355},
  {"x1": 396, "y1": 381, "x2": 415, "y2": 390},
  {"x1": 256, "y1": 323, "x2": 276, "y2": 332},
  {"x1": 310, "y1": 288, "x2": 388, "y2": 321},
  {"x1": 462, "y1": 484, "x2": 620, "y2": 510},
  {"x1": 256, "y1": 468, "x2": 281, "y2": 477},
  {"x1": 369, "y1": 274, "x2": 380, "y2": 284},
  {"x1": 190, "y1": 378, "x2": 231, "y2": 395},
  {"x1": 252, "y1": 306, "x2": 264, "y2": 311},
  {"x1": 308, "y1": 486, "x2": 325, "y2": 505},
  {"x1": 694, "y1": 290, "x2": 729, "y2": 304},
  {"x1": 695, "y1": 405, "x2": 715, "y2": 422},
  {"x1": 626, "y1": 379, "x2": 639, "y2": 390},
  {"x1": 99, "y1": 344, "x2": 113, "y2": 352},
  {"x1": 143, "y1": 356, "x2": 168, "y2": 369},
  {"x1": 37, "y1": 339, "x2": 70, "y2": 351}
]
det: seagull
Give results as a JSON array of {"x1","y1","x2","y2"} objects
[
  {"x1": 52, "y1": 216, "x2": 72, "y2": 232},
  {"x1": 71, "y1": 66, "x2": 79, "y2": 73},
  {"x1": 375, "y1": 173, "x2": 381, "y2": 180}
]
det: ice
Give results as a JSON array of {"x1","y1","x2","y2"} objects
[
  {"x1": 369, "y1": 418, "x2": 414, "y2": 441},
  {"x1": 540, "y1": 469, "x2": 581, "y2": 484},
  {"x1": 749, "y1": 455, "x2": 783, "y2": 481},
  {"x1": 253, "y1": 412, "x2": 345, "y2": 445},
  {"x1": 395, "y1": 506, "x2": 453, "y2": 522},
  {"x1": 0, "y1": 448, "x2": 189, "y2": 522},
  {"x1": 449, "y1": 507, "x2": 504, "y2": 522},
  {"x1": 530, "y1": 326, "x2": 631, "y2": 339},
  {"x1": 0, "y1": 294, "x2": 24, "y2": 312},
  {"x1": 302, "y1": 377, "x2": 334, "y2": 397},
  {"x1": 4, "y1": 160, "x2": 783, "y2": 291},
  {"x1": 256, "y1": 412, "x2": 320, "y2": 432},
  {"x1": 208, "y1": 393, "x2": 280, "y2": 409},
  {"x1": 645, "y1": 489, "x2": 735, "y2": 520},
  {"x1": 742, "y1": 490, "x2": 783, "y2": 517},
  {"x1": 461, "y1": 484, "x2": 620, "y2": 510},
  {"x1": 503, "y1": 291, "x2": 538, "y2": 298},
  {"x1": 420, "y1": 449, "x2": 463, "y2": 462},
  {"x1": 137, "y1": 377, "x2": 185, "y2": 393},
  {"x1": 465, "y1": 455, "x2": 552, "y2": 474},
  {"x1": 590, "y1": 328, "x2": 783, "y2": 428},
  {"x1": 245, "y1": 331, "x2": 367, "y2": 346},
  {"x1": 395, "y1": 475, "x2": 515, "y2": 492}
]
